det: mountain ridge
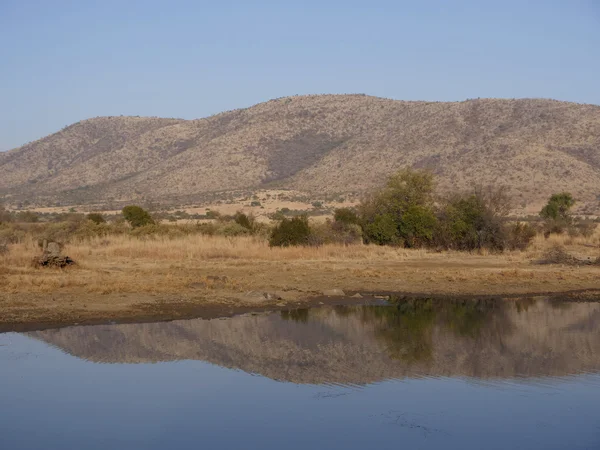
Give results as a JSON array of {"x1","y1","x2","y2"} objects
[{"x1": 2, "y1": 94, "x2": 600, "y2": 211}]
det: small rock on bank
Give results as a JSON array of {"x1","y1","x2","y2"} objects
[
  {"x1": 242, "y1": 291, "x2": 282, "y2": 303},
  {"x1": 322, "y1": 289, "x2": 346, "y2": 297}
]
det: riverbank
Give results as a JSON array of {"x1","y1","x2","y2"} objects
[{"x1": 2, "y1": 233, "x2": 600, "y2": 330}]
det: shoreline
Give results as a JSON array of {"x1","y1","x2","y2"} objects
[
  {"x1": 2, "y1": 288, "x2": 600, "y2": 333},
  {"x1": 3, "y1": 232, "x2": 600, "y2": 332}
]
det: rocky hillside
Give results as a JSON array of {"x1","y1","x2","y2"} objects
[
  {"x1": 29, "y1": 300, "x2": 600, "y2": 385},
  {"x1": 2, "y1": 95, "x2": 600, "y2": 210}
]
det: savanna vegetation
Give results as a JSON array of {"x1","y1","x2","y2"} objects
[
  {"x1": 2, "y1": 168, "x2": 600, "y2": 327},
  {"x1": 0, "y1": 169, "x2": 597, "y2": 254}
]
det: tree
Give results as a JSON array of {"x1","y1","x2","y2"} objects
[
  {"x1": 540, "y1": 193, "x2": 575, "y2": 222},
  {"x1": 540, "y1": 192, "x2": 575, "y2": 235},
  {"x1": 397, "y1": 205, "x2": 438, "y2": 248},
  {"x1": 359, "y1": 168, "x2": 437, "y2": 246},
  {"x1": 122, "y1": 205, "x2": 155, "y2": 228}
]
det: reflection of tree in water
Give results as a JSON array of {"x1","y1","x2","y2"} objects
[
  {"x1": 280, "y1": 308, "x2": 310, "y2": 323},
  {"x1": 515, "y1": 297, "x2": 537, "y2": 313},
  {"x1": 441, "y1": 298, "x2": 506, "y2": 338},
  {"x1": 341, "y1": 297, "x2": 514, "y2": 364}
]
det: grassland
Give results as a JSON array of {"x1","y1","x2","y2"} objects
[{"x1": 2, "y1": 229, "x2": 600, "y2": 329}]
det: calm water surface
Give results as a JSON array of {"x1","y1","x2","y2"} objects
[{"x1": 2, "y1": 298, "x2": 600, "y2": 449}]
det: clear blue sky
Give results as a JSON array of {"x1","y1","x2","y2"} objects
[{"x1": 1, "y1": 0, "x2": 599, "y2": 151}]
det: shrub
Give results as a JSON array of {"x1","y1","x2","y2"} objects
[
  {"x1": 311, "y1": 201, "x2": 323, "y2": 208},
  {"x1": 397, "y1": 205, "x2": 437, "y2": 248},
  {"x1": 122, "y1": 205, "x2": 155, "y2": 228},
  {"x1": 234, "y1": 212, "x2": 255, "y2": 230},
  {"x1": 311, "y1": 220, "x2": 362, "y2": 245},
  {"x1": 250, "y1": 201, "x2": 261, "y2": 207},
  {"x1": 0, "y1": 204, "x2": 12, "y2": 224},
  {"x1": 269, "y1": 216, "x2": 312, "y2": 247},
  {"x1": 364, "y1": 214, "x2": 399, "y2": 245},
  {"x1": 15, "y1": 211, "x2": 39, "y2": 223},
  {"x1": 87, "y1": 213, "x2": 105, "y2": 224},
  {"x1": 436, "y1": 193, "x2": 505, "y2": 251},
  {"x1": 568, "y1": 220, "x2": 597, "y2": 238},
  {"x1": 359, "y1": 168, "x2": 436, "y2": 247},
  {"x1": 506, "y1": 222, "x2": 537, "y2": 251},
  {"x1": 218, "y1": 222, "x2": 251, "y2": 237}
]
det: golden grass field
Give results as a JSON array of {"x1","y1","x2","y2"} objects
[{"x1": 2, "y1": 228, "x2": 600, "y2": 329}]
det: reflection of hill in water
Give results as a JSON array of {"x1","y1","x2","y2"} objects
[{"x1": 28, "y1": 299, "x2": 600, "y2": 385}]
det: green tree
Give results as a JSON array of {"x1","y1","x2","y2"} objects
[
  {"x1": 359, "y1": 168, "x2": 437, "y2": 246},
  {"x1": 122, "y1": 205, "x2": 155, "y2": 228},
  {"x1": 364, "y1": 214, "x2": 399, "y2": 245},
  {"x1": 397, "y1": 205, "x2": 438, "y2": 248},
  {"x1": 540, "y1": 193, "x2": 575, "y2": 222}
]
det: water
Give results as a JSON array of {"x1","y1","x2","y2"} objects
[{"x1": 2, "y1": 297, "x2": 600, "y2": 449}]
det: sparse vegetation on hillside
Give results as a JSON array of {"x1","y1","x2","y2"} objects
[{"x1": 2, "y1": 95, "x2": 600, "y2": 212}]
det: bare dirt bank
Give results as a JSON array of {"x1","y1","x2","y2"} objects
[{"x1": 2, "y1": 233, "x2": 600, "y2": 331}]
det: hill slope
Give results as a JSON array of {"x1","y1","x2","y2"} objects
[{"x1": 2, "y1": 95, "x2": 600, "y2": 210}]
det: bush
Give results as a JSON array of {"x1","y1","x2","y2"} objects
[
  {"x1": 397, "y1": 205, "x2": 438, "y2": 248},
  {"x1": 87, "y1": 213, "x2": 105, "y2": 224},
  {"x1": 311, "y1": 220, "x2": 362, "y2": 245},
  {"x1": 334, "y1": 208, "x2": 359, "y2": 225},
  {"x1": 436, "y1": 193, "x2": 505, "y2": 251},
  {"x1": 568, "y1": 220, "x2": 597, "y2": 238},
  {"x1": 359, "y1": 169, "x2": 437, "y2": 247},
  {"x1": 269, "y1": 216, "x2": 312, "y2": 247},
  {"x1": 0, "y1": 225, "x2": 27, "y2": 244},
  {"x1": 218, "y1": 222, "x2": 251, "y2": 237},
  {"x1": 234, "y1": 212, "x2": 255, "y2": 230},
  {"x1": 0, "y1": 204, "x2": 12, "y2": 224},
  {"x1": 506, "y1": 222, "x2": 537, "y2": 251},
  {"x1": 122, "y1": 205, "x2": 155, "y2": 228},
  {"x1": 15, "y1": 211, "x2": 39, "y2": 223},
  {"x1": 364, "y1": 214, "x2": 399, "y2": 245}
]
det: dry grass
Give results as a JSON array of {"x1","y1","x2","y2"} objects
[{"x1": 2, "y1": 230, "x2": 600, "y2": 326}]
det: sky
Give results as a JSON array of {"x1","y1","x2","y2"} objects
[{"x1": 1, "y1": 0, "x2": 599, "y2": 151}]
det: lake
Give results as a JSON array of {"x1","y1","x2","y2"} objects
[{"x1": 2, "y1": 297, "x2": 600, "y2": 449}]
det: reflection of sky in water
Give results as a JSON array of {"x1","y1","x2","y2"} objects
[{"x1": 2, "y1": 302, "x2": 600, "y2": 450}]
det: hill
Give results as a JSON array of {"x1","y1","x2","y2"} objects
[{"x1": 2, "y1": 95, "x2": 600, "y2": 212}]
